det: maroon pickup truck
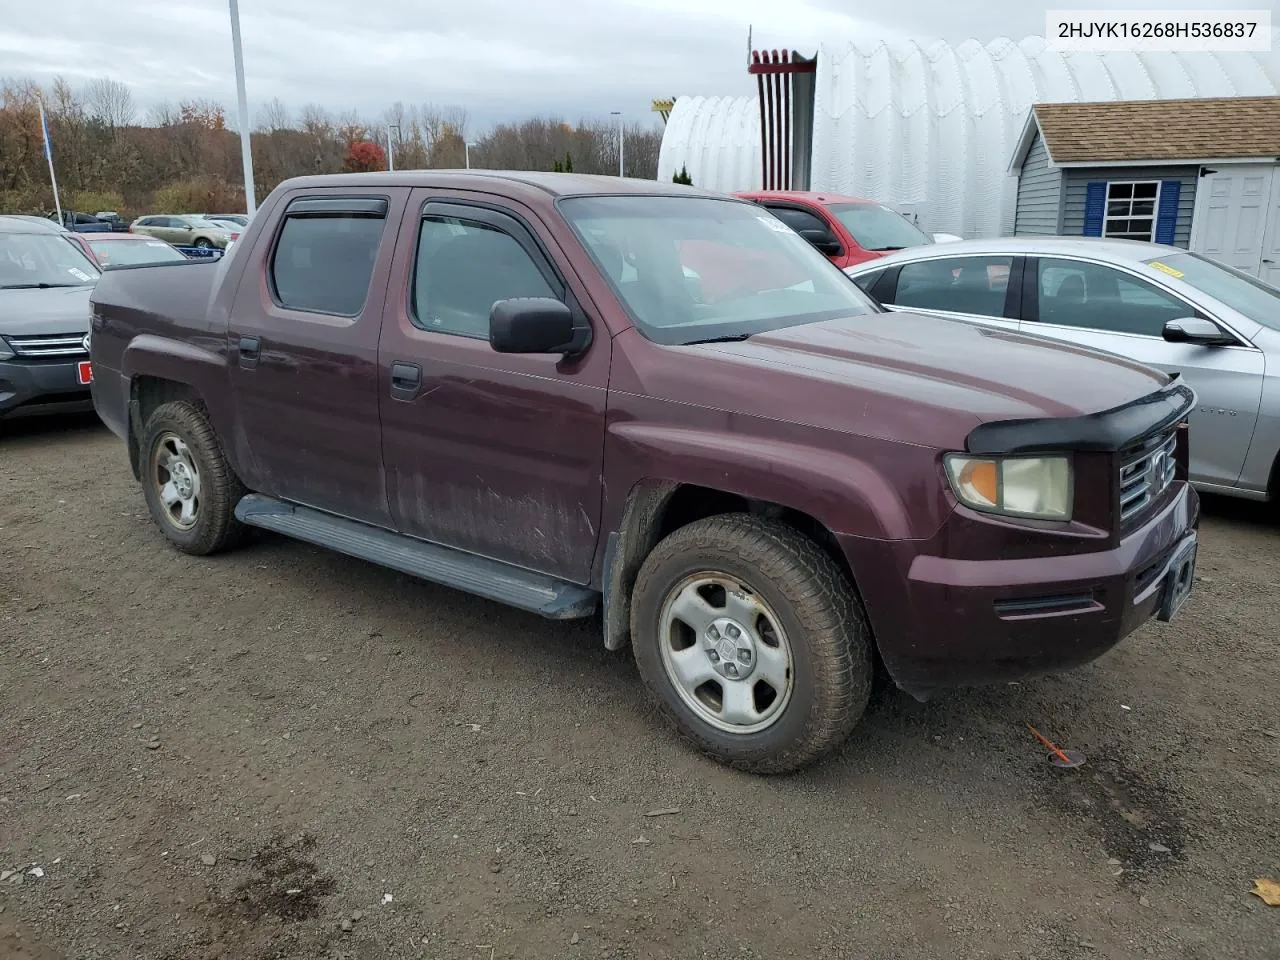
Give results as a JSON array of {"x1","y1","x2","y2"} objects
[{"x1": 87, "y1": 172, "x2": 1200, "y2": 773}]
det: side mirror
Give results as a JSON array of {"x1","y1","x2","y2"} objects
[
  {"x1": 489, "y1": 297, "x2": 588, "y2": 355},
  {"x1": 1162, "y1": 317, "x2": 1235, "y2": 347},
  {"x1": 797, "y1": 227, "x2": 842, "y2": 257}
]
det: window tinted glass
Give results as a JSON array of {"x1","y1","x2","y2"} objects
[
  {"x1": 851, "y1": 268, "x2": 886, "y2": 295},
  {"x1": 1144, "y1": 252, "x2": 1280, "y2": 331},
  {"x1": 271, "y1": 212, "x2": 385, "y2": 315},
  {"x1": 560, "y1": 196, "x2": 876, "y2": 346},
  {"x1": 1036, "y1": 257, "x2": 1190, "y2": 336},
  {"x1": 767, "y1": 206, "x2": 832, "y2": 237},
  {"x1": 828, "y1": 203, "x2": 930, "y2": 251},
  {"x1": 891, "y1": 255, "x2": 1012, "y2": 317},
  {"x1": 413, "y1": 217, "x2": 558, "y2": 338}
]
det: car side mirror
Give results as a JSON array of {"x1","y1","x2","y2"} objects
[
  {"x1": 1162, "y1": 317, "x2": 1234, "y2": 347},
  {"x1": 797, "y1": 227, "x2": 842, "y2": 257},
  {"x1": 489, "y1": 298, "x2": 588, "y2": 356}
]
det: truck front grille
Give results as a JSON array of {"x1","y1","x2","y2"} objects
[
  {"x1": 1119, "y1": 427, "x2": 1178, "y2": 525},
  {"x1": 3, "y1": 333, "x2": 88, "y2": 359}
]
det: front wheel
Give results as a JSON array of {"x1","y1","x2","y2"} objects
[
  {"x1": 630, "y1": 514, "x2": 873, "y2": 774},
  {"x1": 193, "y1": 237, "x2": 213, "y2": 249},
  {"x1": 139, "y1": 400, "x2": 247, "y2": 555}
]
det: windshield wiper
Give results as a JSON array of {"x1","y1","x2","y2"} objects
[
  {"x1": 683, "y1": 333, "x2": 752, "y2": 345},
  {"x1": 0, "y1": 282, "x2": 90, "y2": 289}
]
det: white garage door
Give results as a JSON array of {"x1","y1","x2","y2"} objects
[{"x1": 1190, "y1": 164, "x2": 1279, "y2": 281}]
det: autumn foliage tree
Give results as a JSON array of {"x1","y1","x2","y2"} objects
[{"x1": 343, "y1": 140, "x2": 386, "y2": 173}]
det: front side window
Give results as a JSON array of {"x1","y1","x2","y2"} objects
[
  {"x1": 891, "y1": 255, "x2": 1013, "y2": 318},
  {"x1": 413, "y1": 217, "x2": 558, "y2": 338},
  {"x1": 270, "y1": 211, "x2": 385, "y2": 316},
  {"x1": 1036, "y1": 257, "x2": 1191, "y2": 336},
  {"x1": 560, "y1": 195, "x2": 876, "y2": 345},
  {"x1": 828, "y1": 203, "x2": 931, "y2": 252},
  {"x1": 0, "y1": 233, "x2": 100, "y2": 288},
  {"x1": 1104, "y1": 181, "x2": 1159, "y2": 242}
]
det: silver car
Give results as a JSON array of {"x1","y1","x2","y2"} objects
[{"x1": 845, "y1": 237, "x2": 1280, "y2": 503}]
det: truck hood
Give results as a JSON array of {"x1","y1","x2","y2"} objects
[
  {"x1": 0, "y1": 286, "x2": 94, "y2": 336},
  {"x1": 656, "y1": 311, "x2": 1171, "y2": 449}
]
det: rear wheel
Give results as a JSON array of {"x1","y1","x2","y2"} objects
[
  {"x1": 630, "y1": 514, "x2": 873, "y2": 774},
  {"x1": 139, "y1": 400, "x2": 246, "y2": 555},
  {"x1": 193, "y1": 237, "x2": 212, "y2": 249}
]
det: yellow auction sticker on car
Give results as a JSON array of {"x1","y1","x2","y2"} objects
[{"x1": 1149, "y1": 261, "x2": 1184, "y2": 278}]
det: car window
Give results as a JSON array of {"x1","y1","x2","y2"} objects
[
  {"x1": 1143, "y1": 251, "x2": 1280, "y2": 331},
  {"x1": 766, "y1": 206, "x2": 831, "y2": 237},
  {"x1": 1036, "y1": 257, "x2": 1191, "y2": 336},
  {"x1": 890, "y1": 255, "x2": 1013, "y2": 317},
  {"x1": 828, "y1": 203, "x2": 931, "y2": 252},
  {"x1": 0, "y1": 233, "x2": 100, "y2": 288},
  {"x1": 412, "y1": 216, "x2": 558, "y2": 338},
  {"x1": 88, "y1": 239, "x2": 186, "y2": 267},
  {"x1": 270, "y1": 210, "x2": 386, "y2": 316},
  {"x1": 851, "y1": 268, "x2": 887, "y2": 296}
]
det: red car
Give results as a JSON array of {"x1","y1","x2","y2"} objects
[{"x1": 734, "y1": 191, "x2": 937, "y2": 269}]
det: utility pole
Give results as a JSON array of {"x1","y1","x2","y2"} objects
[
  {"x1": 228, "y1": 0, "x2": 256, "y2": 214},
  {"x1": 611, "y1": 110, "x2": 623, "y2": 178},
  {"x1": 387, "y1": 123, "x2": 400, "y2": 171}
]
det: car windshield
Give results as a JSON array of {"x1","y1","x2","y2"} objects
[
  {"x1": 0, "y1": 233, "x2": 100, "y2": 288},
  {"x1": 88, "y1": 238, "x2": 187, "y2": 267},
  {"x1": 828, "y1": 203, "x2": 931, "y2": 252},
  {"x1": 560, "y1": 195, "x2": 878, "y2": 345},
  {"x1": 1145, "y1": 252, "x2": 1280, "y2": 331}
]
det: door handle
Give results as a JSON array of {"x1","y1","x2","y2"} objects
[
  {"x1": 1264, "y1": 259, "x2": 1275, "y2": 265},
  {"x1": 238, "y1": 335, "x2": 261, "y2": 370},
  {"x1": 390, "y1": 361, "x2": 422, "y2": 401}
]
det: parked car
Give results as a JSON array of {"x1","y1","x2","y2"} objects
[
  {"x1": 734, "y1": 191, "x2": 940, "y2": 269},
  {"x1": 89, "y1": 172, "x2": 1199, "y2": 773},
  {"x1": 845, "y1": 237, "x2": 1280, "y2": 504},
  {"x1": 0, "y1": 213, "x2": 98, "y2": 261},
  {"x1": 52, "y1": 210, "x2": 113, "y2": 233},
  {"x1": 81, "y1": 233, "x2": 189, "y2": 269},
  {"x1": 0, "y1": 218, "x2": 99, "y2": 419},
  {"x1": 130, "y1": 215, "x2": 238, "y2": 249},
  {"x1": 93, "y1": 212, "x2": 133, "y2": 233}
]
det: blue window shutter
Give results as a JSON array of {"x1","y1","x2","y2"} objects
[
  {"x1": 1083, "y1": 181, "x2": 1106, "y2": 236},
  {"x1": 1154, "y1": 179, "x2": 1181, "y2": 245}
]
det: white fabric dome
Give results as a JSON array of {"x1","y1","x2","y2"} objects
[{"x1": 657, "y1": 32, "x2": 1280, "y2": 238}]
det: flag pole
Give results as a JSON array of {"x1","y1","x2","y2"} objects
[{"x1": 39, "y1": 98, "x2": 63, "y2": 226}]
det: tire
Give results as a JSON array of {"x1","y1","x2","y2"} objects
[
  {"x1": 630, "y1": 514, "x2": 873, "y2": 774},
  {"x1": 193, "y1": 237, "x2": 212, "y2": 249},
  {"x1": 139, "y1": 400, "x2": 247, "y2": 555}
]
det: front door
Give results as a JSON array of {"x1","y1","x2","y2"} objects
[
  {"x1": 227, "y1": 190, "x2": 408, "y2": 526},
  {"x1": 1022, "y1": 255, "x2": 1264, "y2": 489},
  {"x1": 377, "y1": 192, "x2": 609, "y2": 583},
  {"x1": 1191, "y1": 165, "x2": 1275, "y2": 277}
]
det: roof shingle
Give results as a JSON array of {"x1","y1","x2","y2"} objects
[{"x1": 1032, "y1": 96, "x2": 1280, "y2": 163}]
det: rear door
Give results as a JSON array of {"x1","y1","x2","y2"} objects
[
  {"x1": 227, "y1": 189, "x2": 408, "y2": 525},
  {"x1": 872, "y1": 253, "x2": 1022, "y2": 333},
  {"x1": 376, "y1": 191, "x2": 609, "y2": 582},
  {"x1": 1021, "y1": 255, "x2": 1264, "y2": 488}
]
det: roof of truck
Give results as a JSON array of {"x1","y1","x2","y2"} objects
[{"x1": 272, "y1": 170, "x2": 727, "y2": 200}]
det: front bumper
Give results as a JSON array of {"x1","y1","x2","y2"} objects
[
  {"x1": 843, "y1": 482, "x2": 1200, "y2": 700},
  {"x1": 0, "y1": 358, "x2": 93, "y2": 419}
]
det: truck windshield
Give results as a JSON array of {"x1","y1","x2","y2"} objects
[
  {"x1": 560, "y1": 195, "x2": 878, "y2": 345},
  {"x1": 0, "y1": 233, "x2": 100, "y2": 288},
  {"x1": 828, "y1": 203, "x2": 931, "y2": 252},
  {"x1": 1142, "y1": 252, "x2": 1280, "y2": 331}
]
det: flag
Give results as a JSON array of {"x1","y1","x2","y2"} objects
[{"x1": 39, "y1": 99, "x2": 53, "y2": 163}]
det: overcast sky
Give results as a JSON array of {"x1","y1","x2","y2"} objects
[{"x1": 0, "y1": 0, "x2": 1258, "y2": 131}]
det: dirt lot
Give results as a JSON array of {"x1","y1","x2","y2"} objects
[{"x1": 1, "y1": 414, "x2": 1277, "y2": 960}]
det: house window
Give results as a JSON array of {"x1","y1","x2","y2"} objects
[{"x1": 1104, "y1": 181, "x2": 1160, "y2": 241}]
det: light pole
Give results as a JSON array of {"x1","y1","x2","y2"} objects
[
  {"x1": 610, "y1": 110, "x2": 623, "y2": 178},
  {"x1": 465, "y1": 141, "x2": 477, "y2": 169},
  {"x1": 228, "y1": 0, "x2": 256, "y2": 214},
  {"x1": 387, "y1": 123, "x2": 400, "y2": 172}
]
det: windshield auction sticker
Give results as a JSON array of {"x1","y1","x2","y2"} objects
[
  {"x1": 1149, "y1": 261, "x2": 1186, "y2": 278},
  {"x1": 1047, "y1": 10, "x2": 1271, "y2": 51}
]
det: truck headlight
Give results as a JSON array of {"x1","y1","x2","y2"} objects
[{"x1": 944, "y1": 454, "x2": 1072, "y2": 520}]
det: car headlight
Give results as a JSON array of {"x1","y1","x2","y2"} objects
[{"x1": 944, "y1": 454, "x2": 1072, "y2": 520}]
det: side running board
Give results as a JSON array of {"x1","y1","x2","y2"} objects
[{"x1": 234, "y1": 494, "x2": 599, "y2": 620}]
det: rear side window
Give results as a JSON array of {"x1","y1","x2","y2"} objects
[
  {"x1": 892, "y1": 255, "x2": 1013, "y2": 318},
  {"x1": 412, "y1": 216, "x2": 558, "y2": 338},
  {"x1": 271, "y1": 202, "x2": 386, "y2": 316}
]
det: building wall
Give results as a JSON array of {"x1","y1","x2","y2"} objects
[
  {"x1": 1062, "y1": 166, "x2": 1199, "y2": 247},
  {"x1": 1012, "y1": 132, "x2": 1063, "y2": 236}
]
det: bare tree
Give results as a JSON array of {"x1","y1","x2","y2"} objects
[
  {"x1": 85, "y1": 77, "x2": 135, "y2": 128},
  {"x1": 255, "y1": 96, "x2": 292, "y2": 132},
  {"x1": 148, "y1": 101, "x2": 180, "y2": 127}
]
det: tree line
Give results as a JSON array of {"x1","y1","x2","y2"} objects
[{"x1": 0, "y1": 76, "x2": 664, "y2": 217}]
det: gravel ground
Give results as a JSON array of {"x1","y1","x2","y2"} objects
[{"x1": 1, "y1": 414, "x2": 1277, "y2": 960}]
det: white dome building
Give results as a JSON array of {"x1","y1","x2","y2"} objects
[{"x1": 657, "y1": 31, "x2": 1280, "y2": 238}]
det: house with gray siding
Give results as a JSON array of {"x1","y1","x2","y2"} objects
[{"x1": 1008, "y1": 97, "x2": 1280, "y2": 279}]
